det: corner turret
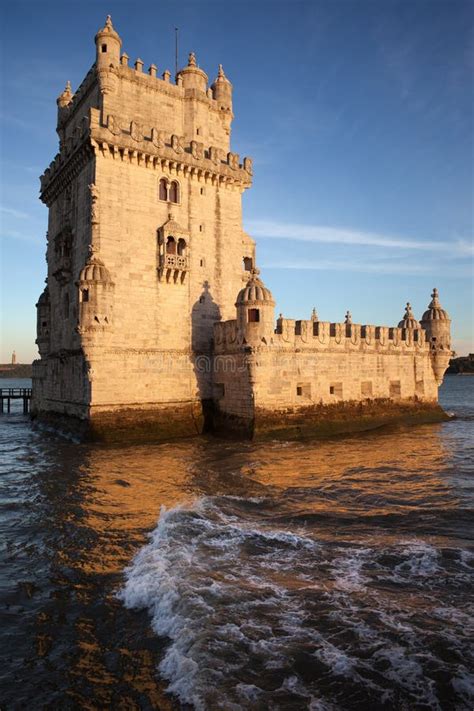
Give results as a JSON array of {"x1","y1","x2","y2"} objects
[
  {"x1": 35, "y1": 285, "x2": 51, "y2": 357},
  {"x1": 76, "y1": 251, "x2": 115, "y2": 349},
  {"x1": 235, "y1": 269, "x2": 275, "y2": 345},
  {"x1": 178, "y1": 52, "x2": 208, "y2": 93},
  {"x1": 95, "y1": 15, "x2": 122, "y2": 69},
  {"x1": 211, "y1": 64, "x2": 233, "y2": 112},
  {"x1": 56, "y1": 81, "x2": 74, "y2": 145},
  {"x1": 420, "y1": 288, "x2": 451, "y2": 385},
  {"x1": 398, "y1": 302, "x2": 420, "y2": 329}
]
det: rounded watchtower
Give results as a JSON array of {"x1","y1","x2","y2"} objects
[
  {"x1": 420, "y1": 288, "x2": 451, "y2": 385},
  {"x1": 95, "y1": 15, "x2": 122, "y2": 69},
  {"x1": 178, "y1": 52, "x2": 208, "y2": 93},
  {"x1": 236, "y1": 268, "x2": 275, "y2": 345},
  {"x1": 77, "y1": 253, "x2": 115, "y2": 344},
  {"x1": 35, "y1": 285, "x2": 51, "y2": 358},
  {"x1": 211, "y1": 64, "x2": 233, "y2": 112},
  {"x1": 398, "y1": 302, "x2": 420, "y2": 329}
]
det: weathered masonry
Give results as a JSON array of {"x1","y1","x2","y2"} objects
[{"x1": 32, "y1": 17, "x2": 452, "y2": 441}]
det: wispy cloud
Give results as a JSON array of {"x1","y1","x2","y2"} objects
[
  {"x1": 262, "y1": 258, "x2": 471, "y2": 278},
  {"x1": 247, "y1": 219, "x2": 473, "y2": 255},
  {"x1": 0, "y1": 206, "x2": 30, "y2": 220}
]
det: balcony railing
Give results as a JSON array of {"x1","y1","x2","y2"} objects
[{"x1": 160, "y1": 254, "x2": 189, "y2": 270}]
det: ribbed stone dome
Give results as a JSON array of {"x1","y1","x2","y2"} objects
[
  {"x1": 421, "y1": 288, "x2": 449, "y2": 321},
  {"x1": 398, "y1": 302, "x2": 420, "y2": 328},
  {"x1": 79, "y1": 254, "x2": 112, "y2": 283},
  {"x1": 95, "y1": 15, "x2": 121, "y2": 43},
  {"x1": 236, "y1": 269, "x2": 274, "y2": 306},
  {"x1": 37, "y1": 286, "x2": 50, "y2": 305}
]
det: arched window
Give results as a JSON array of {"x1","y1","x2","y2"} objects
[
  {"x1": 159, "y1": 178, "x2": 168, "y2": 201},
  {"x1": 177, "y1": 238, "x2": 186, "y2": 256},
  {"x1": 243, "y1": 257, "x2": 253, "y2": 271},
  {"x1": 166, "y1": 236, "x2": 176, "y2": 254},
  {"x1": 169, "y1": 181, "x2": 179, "y2": 203}
]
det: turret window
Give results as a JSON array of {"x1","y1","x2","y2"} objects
[
  {"x1": 159, "y1": 178, "x2": 168, "y2": 201},
  {"x1": 169, "y1": 181, "x2": 179, "y2": 204},
  {"x1": 81, "y1": 288, "x2": 89, "y2": 302},
  {"x1": 248, "y1": 308, "x2": 260, "y2": 323},
  {"x1": 101, "y1": 44, "x2": 107, "y2": 53}
]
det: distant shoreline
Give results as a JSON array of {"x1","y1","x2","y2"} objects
[{"x1": 0, "y1": 365, "x2": 33, "y2": 378}]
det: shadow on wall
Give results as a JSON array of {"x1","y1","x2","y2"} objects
[{"x1": 191, "y1": 281, "x2": 221, "y2": 425}]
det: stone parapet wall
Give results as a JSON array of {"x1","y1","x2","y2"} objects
[{"x1": 214, "y1": 319, "x2": 429, "y2": 356}]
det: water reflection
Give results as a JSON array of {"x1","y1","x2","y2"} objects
[{"x1": 1, "y1": 378, "x2": 472, "y2": 708}]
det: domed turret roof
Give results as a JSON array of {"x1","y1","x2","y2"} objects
[
  {"x1": 421, "y1": 288, "x2": 449, "y2": 322},
  {"x1": 79, "y1": 253, "x2": 112, "y2": 283},
  {"x1": 398, "y1": 302, "x2": 420, "y2": 328},
  {"x1": 57, "y1": 81, "x2": 73, "y2": 108},
  {"x1": 95, "y1": 15, "x2": 121, "y2": 44},
  {"x1": 37, "y1": 286, "x2": 50, "y2": 306},
  {"x1": 236, "y1": 269, "x2": 274, "y2": 306},
  {"x1": 211, "y1": 64, "x2": 232, "y2": 89}
]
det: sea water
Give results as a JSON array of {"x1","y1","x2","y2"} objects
[{"x1": 0, "y1": 377, "x2": 473, "y2": 709}]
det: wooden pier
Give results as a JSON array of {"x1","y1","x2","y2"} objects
[{"x1": 0, "y1": 388, "x2": 32, "y2": 414}]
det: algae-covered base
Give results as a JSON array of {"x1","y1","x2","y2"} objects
[
  {"x1": 32, "y1": 401, "x2": 205, "y2": 444},
  {"x1": 32, "y1": 398, "x2": 450, "y2": 444},
  {"x1": 252, "y1": 399, "x2": 450, "y2": 441},
  {"x1": 213, "y1": 398, "x2": 450, "y2": 441}
]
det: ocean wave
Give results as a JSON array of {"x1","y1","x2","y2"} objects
[{"x1": 119, "y1": 498, "x2": 474, "y2": 710}]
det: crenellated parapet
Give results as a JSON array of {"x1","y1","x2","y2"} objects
[
  {"x1": 40, "y1": 106, "x2": 252, "y2": 205},
  {"x1": 214, "y1": 317, "x2": 429, "y2": 355}
]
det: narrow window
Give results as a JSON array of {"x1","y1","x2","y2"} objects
[
  {"x1": 101, "y1": 44, "x2": 107, "y2": 53},
  {"x1": 159, "y1": 178, "x2": 168, "y2": 201},
  {"x1": 248, "y1": 308, "x2": 260, "y2": 323},
  {"x1": 243, "y1": 257, "x2": 253, "y2": 271},
  {"x1": 199, "y1": 224, "x2": 204, "y2": 232},
  {"x1": 169, "y1": 181, "x2": 179, "y2": 203},
  {"x1": 166, "y1": 236, "x2": 176, "y2": 254},
  {"x1": 200, "y1": 259, "x2": 205, "y2": 267},
  {"x1": 200, "y1": 187, "x2": 205, "y2": 195},
  {"x1": 196, "y1": 128, "x2": 201, "y2": 136},
  {"x1": 81, "y1": 288, "x2": 89, "y2": 302},
  {"x1": 296, "y1": 383, "x2": 311, "y2": 398}
]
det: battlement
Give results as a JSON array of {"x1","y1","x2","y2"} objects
[
  {"x1": 40, "y1": 107, "x2": 252, "y2": 205},
  {"x1": 214, "y1": 317, "x2": 429, "y2": 354}
]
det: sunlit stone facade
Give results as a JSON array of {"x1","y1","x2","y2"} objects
[{"x1": 32, "y1": 17, "x2": 452, "y2": 441}]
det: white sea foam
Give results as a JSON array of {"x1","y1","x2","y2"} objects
[{"x1": 119, "y1": 498, "x2": 472, "y2": 710}]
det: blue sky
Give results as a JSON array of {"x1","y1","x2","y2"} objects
[{"x1": 1, "y1": 0, "x2": 472, "y2": 361}]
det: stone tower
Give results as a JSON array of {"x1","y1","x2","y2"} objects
[
  {"x1": 420, "y1": 289, "x2": 451, "y2": 385},
  {"x1": 32, "y1": 16, "x2": 255, "y2": 440}
]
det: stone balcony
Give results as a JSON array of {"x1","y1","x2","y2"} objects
[{"x1": 158, "y1": 253, "x2": 189, "y2": 283}]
